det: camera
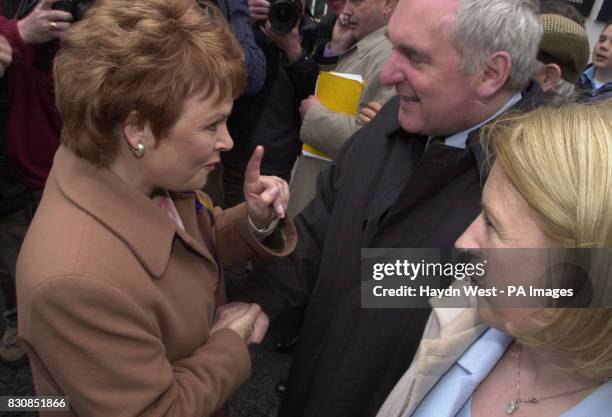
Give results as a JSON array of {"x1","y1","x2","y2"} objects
[
  {"x1": 52, "y1": 0, "x2": 95, "y2": 22},
  {"x1": 269, "y1": 0, "x2": 302, "y2": 35}
]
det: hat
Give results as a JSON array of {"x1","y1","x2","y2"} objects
[{"x1": 538, "y1": 14, "x2": 590, "y2": 84}]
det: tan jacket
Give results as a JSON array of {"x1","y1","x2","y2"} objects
[
  {"x1": 17, "y1": 146, "x2": 297, "y2": 417},
  {"x1": 376, "y1": 307, "x2": 486, "y2": 417},
  {"x1": 288, "y1": 26, "x2": 396, "y2": 216},
  {"x1": 300, "y1": 26, "x2": 395, "y2": 158}
]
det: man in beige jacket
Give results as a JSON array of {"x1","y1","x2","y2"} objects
[{"x1": 287, "y1": 0, "x2": 397, "y2": 216}]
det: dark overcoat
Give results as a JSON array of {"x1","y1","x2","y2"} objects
[{"x1": 246, "y1": 85, "x2": 542, "y2": 417}]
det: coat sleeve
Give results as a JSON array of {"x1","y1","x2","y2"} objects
[
  {"x1": 224, "y1": 0, "x2": 266, "y2": 95},
  {"x1": 284, "y1": 53, "x2": 320, "y2": 102},
  {"x1": 211, "y1": 202, "x2": 297, "y2": 268},
  {"x1": 24, "y1": 276, "x2": 250, "y2": 417},
  {"x1": 0, "y1": 15, "x2": 28, "y2": 65},
  {"x1": 240, "y1": 142, "x2": 350, "y2": 319},
  {"x1": 298, "y1": 47, "x2": 395, "y2": 159}
]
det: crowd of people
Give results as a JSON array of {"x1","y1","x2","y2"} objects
[{"x1": 0, "y1": 0, "x2": 610, "y2": 416}]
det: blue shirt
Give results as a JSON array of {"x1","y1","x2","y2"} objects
[
  {"x1": 411, "y1": 328, "x2": 512, "y2": 417},
  {"x1": 427, "y1": 93, "x2": 522, "y2": 149},
  {"x1": 578, "y1": 64, "x2": 612, "y2": 100},
  {"x1": 411, "y1": 328, "x2": 612, "y2": 417}
]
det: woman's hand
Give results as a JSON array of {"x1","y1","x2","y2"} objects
[
  {"x1": 210, "y1": 302, "x2": 269, "y2": 344},
  {"x1": 243, "y1": 146, "x2": 289, "y2": 229}
]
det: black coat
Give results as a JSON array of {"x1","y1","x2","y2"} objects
[{"x1": 245, "y1": 85, "x2": 543, "y2": 417}]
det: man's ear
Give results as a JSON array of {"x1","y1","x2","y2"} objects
[
  {"x1": 122, "y1": 111, "x2": 146, "y2": 150},
  {"x1": 383, "y1": 0, "x2": 397, "y2": 17},
  {"x1": 538, "y1": 63, "x2": 562, "y2": 93},
  {"x1": 476, "y1": 51, "x2": 512, "y2": 98}
]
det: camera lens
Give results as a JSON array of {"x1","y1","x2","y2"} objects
[{"x1": 269, "y1": 0, "x2": 300, "y2": 35}]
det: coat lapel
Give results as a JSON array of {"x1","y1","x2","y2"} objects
[
  {"x1": 172, "y1": 194, "x2": 220, "y2": 268},
  {"x1": 53, "y1": 146, "x2": 218, "y2": 278},
  {"x1": 362, "y1": 128, "x2": 426, "y2": 243},
  {"x1": 401, "y1": 309, "x2": 487, "y2": 416}
]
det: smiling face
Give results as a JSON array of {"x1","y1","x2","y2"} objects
[
  {"x1": 380, "y1": 0, "x2": 485, "y2": 136},
  {"x1": 456, "y1": 163, "x2": 559, "y2": 332},
  {"x1": 342, "y1": 0, "x2": 388, "y2": 41},
  {"x1": 593, "y1": 24, "x2": 612, "y2": 72},
  {"x1": 139, "y1": 90, "x2": 234, "y2": 194}
]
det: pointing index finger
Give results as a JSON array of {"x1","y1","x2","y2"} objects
[{"x1": 244, "y1": 145, "x2": 264, "y2": 186}]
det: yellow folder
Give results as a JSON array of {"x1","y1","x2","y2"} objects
[{"x1": 302, "y1": 72, "x2": 364, "y2": 162}]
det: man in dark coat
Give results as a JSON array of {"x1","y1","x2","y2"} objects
[{"x1": 243, "y1": 0, "x2": 544, "y2": 415}]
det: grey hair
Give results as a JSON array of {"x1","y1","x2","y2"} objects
[
  {"x1": 533, "y1": 60, "x2": 577, "y2": 106},
  {"x1": 451, "y1": 0, "x2": 543, "y2": 92}
]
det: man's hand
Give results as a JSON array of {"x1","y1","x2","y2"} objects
[
  {"x1": 260, "y1": 21, "x2": 303, "y2": 63},
  {"x1": 299, "y1": 95, "x2": 320, "y2": 120},
  {"x1": 210, "y1": 302, "x2": 269, "y2": 344},
  {"x1": 0, "y1": 35, "x2": 13, "y2": 78},
  {"x1": 17, "y1": 0, "x2": 73, "y2": 44},
  {"x1": 243, "y1": 145, "x2": 289, "y2": 228},
  {"x1": 357, "y1": 101, "x2": 383, "y2": 126},
  {"x1": 248, "y1": 0, "x2": 270, "y2": 23},
  {"x1": 329, "y1": 13, "x2": 354, "y2": 54}
]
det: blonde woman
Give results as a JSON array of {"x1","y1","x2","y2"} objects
[{"x1": 378, "y1": 102, "x2": 612, "y2": 417}]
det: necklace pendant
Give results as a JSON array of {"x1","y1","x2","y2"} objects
[{"x1": 505, "y1": 400, "x2": 519, "y2": 415}]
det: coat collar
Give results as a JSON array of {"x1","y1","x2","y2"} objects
[
  {"x1": 468, "y1": 80, "x2": 545, "y2": 179},
  {"x1": 402, "y1": 307, "x2": 487, "y2": 416},
  {"x1": 52, "y1": 146, "x2": 212, "y2": 278}
]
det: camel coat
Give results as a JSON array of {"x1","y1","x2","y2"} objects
[{"x1": 16, "y1": 146, "x2": 297, "y2": 417}]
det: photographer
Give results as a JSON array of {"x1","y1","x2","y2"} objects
[
  {"x1": 221, "y1": 0, "x2": 320, "y2": 208},
  {"x1": 210, "y1": 0, "x2": 267, "y2": 95},
  {"x1": 0, "y1": 0, "x2": 72, "y2": 366},
  {"x1": 249, "y1": 0, "x2": 348, "y2": 65}
]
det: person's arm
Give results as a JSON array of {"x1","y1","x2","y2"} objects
[
  {"x1": 24, "y1": 277, "x2": 252, "y2": 417},
  {"x1": 284, "y1": 51, "x2": 319, "y2": 101},
  {"x1": 210, "y1": 145, "x2": 297, "y2": 267},
  {"x1": 0, "y1": 0, "x2": 72, "y2": 65},
  {"x1": 223, "y1": 0, "x2": 266, "y2": 95},
  {"x1": 211, "y1": 202, "x2": 297, "y2": 268},
  {"x1": 0, "y1": 15, "x2": 26, "y2": 63},
  {"x1": 257, "y1": 20, "x2": 319, "y2": 100},
  {"x1": 299, "y1": 47, "x2": 395, "y2": 158},
  {"x1": 0, "y1": 34, "x2": 12, "y2": 77},
  {"x1": 241, "y1": 145, "x2": 347, "y2": 319}
]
